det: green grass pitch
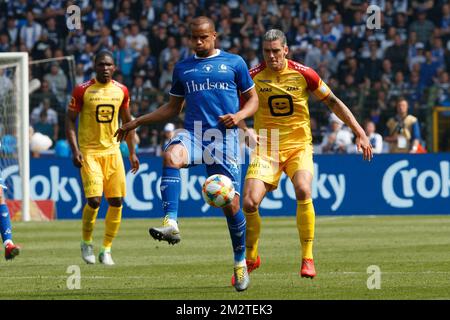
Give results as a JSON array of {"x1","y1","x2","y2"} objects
[{"x1": 1, "y1": 216, "x2": 449, "y2": 300}]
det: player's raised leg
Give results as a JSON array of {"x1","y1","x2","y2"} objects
[
  {"x1": 149, "y1": 143, "x2": 188, "y2": 245},
  {"x1": 0, "y1": 183, "x2": 20, "y2": 260},
  {"x1": 291, "y1": 169, "x2": 316, "y2": 278}
]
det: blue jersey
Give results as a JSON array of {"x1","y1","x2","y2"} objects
[{"x1": 170, "y1": 50, "x2": 254, "y2": 132}]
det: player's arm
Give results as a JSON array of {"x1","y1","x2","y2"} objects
[
  {"x1": 322, "y1": 92, "x2": 373, "y2": 161},
  {"x1": 219, "y1": 87, "x2": 259, "y2": 128},
  {"x1": 115, "y1": 95, "x2": 184, "y2": 142},
  {"x1": 119, "y1": 107, "x2": 140, "y2": 174},
  {"x1": 238, "y1": 87, "x2": 259, "y2": 120},
  {"x1": 409, "y1": 120, "x2": 421, "y2": 153},
  {"x1": 65, "y1": 109, "x2": 83, "y2": 168}
]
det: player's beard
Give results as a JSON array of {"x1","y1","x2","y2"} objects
[
  {"x1": 195, "y1": 47, "x2": 212, "y2": 57},
  {"x1": 97, "y1": 72, "x2": 111, "y2": 83}
]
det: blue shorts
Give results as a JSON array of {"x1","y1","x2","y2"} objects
[{"x1": 164, "y1": 129, "x2": 242, "y2": 194}]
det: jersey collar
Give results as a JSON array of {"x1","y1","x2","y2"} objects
[
  {"x1": 280, "y1": 59, "x2": 288, "y2": 72},
  {"x1": 94, "y1": 77, "x2": 111, "y2": 86},
  {"x1": 194, "y1": 49, "x2": 221, "y2": 59}
]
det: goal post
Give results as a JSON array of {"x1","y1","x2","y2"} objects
[{"x1": 0, "y1": 52, "x2": 30, "y2": 221}]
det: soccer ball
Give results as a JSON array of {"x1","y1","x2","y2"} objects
[{"x1": 202, "y1": 174, "x2": 235, "y2": 208}]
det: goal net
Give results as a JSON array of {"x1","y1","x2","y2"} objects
[{"x1": 0, "y1": 53, "x2": 30, "y2": 221}]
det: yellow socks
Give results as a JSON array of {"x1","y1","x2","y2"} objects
[
  {"x1": 103, "y1": 205, "x2": 122, "y2": 249},
  {"x1": 244, "y1": 209, "x2": 261, "y2": 261},
  {"x1": 82, "y1": 204, "x2": 99, "y2": 243},
  {"x1": 296, "y1": 199, "x2": 315, "y2": 260}
]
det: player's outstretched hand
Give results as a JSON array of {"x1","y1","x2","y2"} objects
[
  {"x1": 115, "y1": 120, "x2": 138, "y2": 142},
  {"x1": 219, "y1": 113, "x2": 241, "y2": 128},
  {"x1": 129, "y1": 153, "x2": 140, "y2": 174},
  {"x1": 72, "y1": 150, "x2": 84, "y2": 168},
  {"x1": 356, "y1": 134, "x2": 373, "y2": 161}
]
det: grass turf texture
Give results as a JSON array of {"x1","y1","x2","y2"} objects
[{"x1": 0, "y1": 216, "x2": 449, "y2": 300}]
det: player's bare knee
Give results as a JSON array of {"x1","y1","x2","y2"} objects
[
  {"x1": 295, "y1": 186, "x2": 312, "y2": 201},
  {"x1": 162, "y1": 149, "x2": 184, "y2": 168},
  {"x1": 243, "y1": 196, "x2": 259, "y2": 213},
  {"x1": 107, "y1": 197, "x2": 123, "y2": 207},
  {"x1": 223, "y1": 195, "x2": 240, "y2": 216},
  {"x1": 87, "y1": 197, "x2": 101, "y2": 209}
]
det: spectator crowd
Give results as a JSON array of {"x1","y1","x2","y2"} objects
[{"x1": 1, "y1": 0, "x2": 450, "y2": 156}]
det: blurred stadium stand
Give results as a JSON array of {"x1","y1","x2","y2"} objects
[{"x1": 1, "y1": 0, "x2": 450, "y2": 154}]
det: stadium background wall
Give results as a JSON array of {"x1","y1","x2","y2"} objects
[{"x1": 2, "y1": 154, "x2": 450, "y2": 219}]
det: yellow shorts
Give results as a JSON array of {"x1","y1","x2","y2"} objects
[
  {"x1": 80, "y1": 150, "x2": 126, "y2": 198},
  {"x1": 245, "y1": 144, "x2": 314, "y2": 191}
]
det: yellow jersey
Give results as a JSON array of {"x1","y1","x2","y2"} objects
[
  {"x1": 250, "y1": 59, "x2": 331, "y2": 149},
  {"x1": 68, "y1": 78, "x2": 130, "y2": 154}
]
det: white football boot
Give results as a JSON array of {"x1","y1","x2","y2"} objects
[{"x1": 81, "y1": 242, "x2": 95, "y2": 264}]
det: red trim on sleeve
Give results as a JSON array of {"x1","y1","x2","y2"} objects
[
  {"x1": 287, "y1": 60, "x2": 321, "y2": 91},
  {"x1": 249, "y1": 61, "x2": 266, "y2": 79},
  {"x1": 68, "y1": 79, "x2": 94, "y2": 112},
  {"x1": 112, "y1": 80, "x2": 130, "y2": 109},
  {"x1": 320, "y1": 91, "x2": 331, "y2": 102}
]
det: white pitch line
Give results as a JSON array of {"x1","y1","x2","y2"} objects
[{"x1": 1, "y1": 271, "x2": 450, "y2": 280}]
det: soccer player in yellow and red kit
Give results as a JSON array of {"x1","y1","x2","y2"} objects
[
  {"x1": 66, "y1": 50, "x2": 139, "y2": 265},
  {"x1": 234, "y1": 29, "x2": 373, "y2": 283}
]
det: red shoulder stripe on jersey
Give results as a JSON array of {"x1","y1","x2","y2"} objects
[
  {"x1": 111, "y1": 80, "x2": 130, "y2": 109},
  {"x1": 249, "y1": 61, "x2": 266, "y2": 79},
  {"x1": 68, "y1": 79, "x2": 95, "y2": 112},
  {"x1": 287, "y1": 60, "x2": 321, "y2": 91},
  {"x1": 320, "y1": 91, "x2": 331, "y2": 102}
]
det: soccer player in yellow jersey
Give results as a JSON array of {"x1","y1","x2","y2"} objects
[
  {"x1": 234, "y1": 29, "x2": 373, "y2": 283},
  {"x1": 66, "y1": 51, "x2": 140, "y2": 265}
]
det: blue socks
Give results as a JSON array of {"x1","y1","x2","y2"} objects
[
  {"x1": 226, "y1": 209, "x2": 246, "y2": 264},
  {"x1": 160, "y1": 166, "x2": 246, "y2": 264},
  {"x1": 0, "y1": 204, "x2": 12, "y2": 245},
  {"x1": 160, "y1": 167, "x2": 181, "y2": 221}
]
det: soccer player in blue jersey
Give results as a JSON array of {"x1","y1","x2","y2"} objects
[
  {"x1": 115, "y1": 16, "x2": 259, "y2": 291},
  {"x1": 0, "y1": 176, "x2": 20, "y2": 260}
]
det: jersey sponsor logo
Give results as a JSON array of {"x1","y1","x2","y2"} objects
[
  {"x1": 183, "y1": 68, "x2": 198, "y2": 74},
  {"x1": 96, "y1": 104, "x2": 115, "y2": 123},
  {"x1": 286, "y1": 86, "x2": 300, "y2": 92},
  {"x1": 202, "y1": 64, "x2": 213, "y2": 73},
  {"x1": 268, "y1": 95, "x2": 294, "y2": 117},
  {"x1": 258, "y1": 79, "x2": 272, "y2": 83},
  {"x1": 286, "y1": 77, "x2": 302, "y2": 83},
  {"x1": 185, "y1": 78, "x2": 230, "y2": 93},
  {"x1": 218, "y1": 64, "x2": 228, "y2": 72},
  {"x1": 259, "y1": 87, "x2": 272, "y2": 92}
]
